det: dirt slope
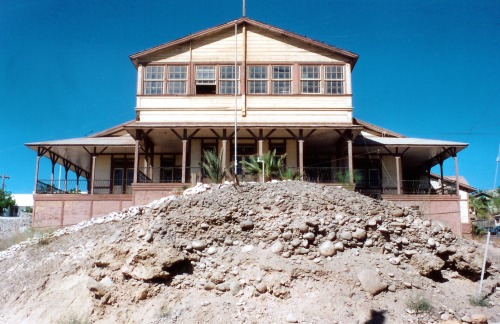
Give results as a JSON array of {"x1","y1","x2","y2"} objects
[{"x1": 0, "y1": 181, "x2": 499, "y2": 324}]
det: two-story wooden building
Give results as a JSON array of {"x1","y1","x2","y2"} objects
[{"x1": 26, "y1": 17, "x2": 471, "y2": 235}]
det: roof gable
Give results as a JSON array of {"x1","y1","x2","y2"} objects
[{"x1": 130, "y1": 17, "x2": 358, "y2": 68}]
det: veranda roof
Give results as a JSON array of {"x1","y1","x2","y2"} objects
[
  {"x1": 353, "y1": 134, "x2": 468, "y2": 169},
  {"x1": 25, "y1": 136, "x2": 136, "y2": 176}
]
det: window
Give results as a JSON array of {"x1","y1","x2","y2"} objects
[
  {"x1": 195, "y1": 66, "x2": 216, "y2": 94},
  {"x1": 325, "y1": 65, "x2": 344, "y2": 94},
  {"x1": 167, "y1": 66, "x2": 187, "y2": 94},
  {"x1": 248, "y1": 65, "x2": 268, "y2": 94},
  {"x1": 144, "y1": 66, "x2": 164, "y2": 95},
  {"x1": 301, "y1": 66, "x2": 320, "y2": 94},
  {"x1": 272, "y1": 65, "x2": 292, "y2": 94},
  {"x1": 219, "y1": 65, "x2": 239, "y2": 94}
]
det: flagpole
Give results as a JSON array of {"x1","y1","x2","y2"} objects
[{"x1": 234, "y1": 21, "x2": 238, "y2": 176}]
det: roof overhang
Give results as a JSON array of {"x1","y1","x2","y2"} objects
[
  {"x1": 353, "y1": 134, "x2": 468, "y2": 169},
  {"x1": 25, "y1": 136, "x2": 136, "y2": 176}
]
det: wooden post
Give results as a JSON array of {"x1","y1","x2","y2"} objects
[
  {"x1": 91, "y1": 155, "x2": 97, "y2": 195},
  {"x1": 258, "y1": 139, "x2": 263, "y2": 156},
  {"x1": 34, "y1": 155, "x2": 41, "y2": 193},
  {"x1": 298, "y1": 139, "x2": 304, "y2": 181},
  {"x1": 222, "y1": 140, "x2": 227, "y2": 171},
  {"x1": 439, "y1": 159, "x2": 444, "y2": 194},
  {"x1": 395, "y1": 156, "x2": 401, "y2": 195},
  {"x1": 182, "y1": 139, "x2": 187, "y2": 184},
  {"x1": 133, "y1": 139, "x2": 140, "y2": 184},
  {"x1": 454, "y1": 155, "x2": 460, "y2": 196},
  {"x1": 347, "y1": 139, "x2": 353, "y2": 184}
]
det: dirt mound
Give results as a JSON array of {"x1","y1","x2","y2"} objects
[{"x1": 0, "y1": 181, "x2": 498, "y2": 323}]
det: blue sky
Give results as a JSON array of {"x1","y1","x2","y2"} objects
[{"x1": 1, "y1": 0, "x2": 499, "y2": 193}]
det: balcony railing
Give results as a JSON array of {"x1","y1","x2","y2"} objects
[{"x1": 36, "y1": 179, "x2": 131, "y2": 194}]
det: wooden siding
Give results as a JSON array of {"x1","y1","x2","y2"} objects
[{"x1": 246, "y1": 28, "x2": 345, "y2": 63}]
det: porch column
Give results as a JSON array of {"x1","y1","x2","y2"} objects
[
  {"x1": 182, "y1": 139, "x2": 187, "y2": 184},
  {"x1": 63, "y1": 166, "x2": 69, "y2": 192},
  {"x1": 34, "y1": 155, "x2": 41, "y2": 193},
  {"x1": 298, "y1": 139, "x2": 304, "y2": 181},
  {"x1": 133, "y1": 139, "x2": 140, "y2": 184},
  {"x1": 90, "y1": 155, "x2": 97, "y2": 195},
  {"x1": 222, "y1": 140, "x2": 227, "y2": 171},
  {"x1": 347, "y1": 139, "x2": 354, "y2": 184},
  {"x1": 258, "y1": 139, "x2": 263, "y2": 156},
  {"x1": 395, "y1": 155, "x2": 402, "y2": 195},
  {"x1": 439, "y1": 160, "x2": 444, "y2": 194},
  {"x1": 453, "y1": 154, "x2": 460, "y2": 196},
  {"x1": 50, "y1": 160, "x2": 56, "y2": 187}
]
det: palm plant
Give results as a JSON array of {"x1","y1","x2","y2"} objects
[
  {"x1": 242, "y1": 150, "x2": 290, "y2": 182},
  {"x1": 201, "y1": 150, "x2": 226, "y2": 184}
]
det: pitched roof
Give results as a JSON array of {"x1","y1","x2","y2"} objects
[{"x1": 129, "y1": 17, "x2": 359, "y2": 68}]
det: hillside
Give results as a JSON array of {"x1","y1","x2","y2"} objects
[{"x1": 0, "y1": 181, "x2": 498, "y2": 323}]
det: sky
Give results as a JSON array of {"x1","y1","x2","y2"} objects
[{"x1": 1, "y1": 0, "x2": 499, "y2": 194}]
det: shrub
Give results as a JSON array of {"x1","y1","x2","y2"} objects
[
  {"x1": 469, "y1": 295, "x2": 489, "y2": 307},
  {"x1": 406, "y1": 294, "x2": 433, "y2": 313}
]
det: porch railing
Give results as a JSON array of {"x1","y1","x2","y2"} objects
[
  {"x1": 36, "y1": 179, "x2": 131, "y2": 194},
  {"x1": 137, "y1": 167, "x2": 202, "y2": 183},
  {"x1": 303, "y1": 167, "x2": 350, "y2": 183}
]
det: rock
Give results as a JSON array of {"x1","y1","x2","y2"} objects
[
  {"x1": 470, "y1": 313, "x2": 488, "y2": 324},
  {"x1": 230, "y1": 281, "x2": 241, "y2": 296},
  {"x1": 206, "y1": 246, "x2": 218, "y2": 255},
  {"x1": 319, "y1": 241, "x2": 336, "y2": 257},
  {"x1": 200, "y1": 223, "x2": 209, "y2": 230},
  {"x1": 334, "y1": 242, "x2": 344, "y2": 252},
  {"x1": 391, "y1": 209, "x2": 404, "y2": 217},
  {"x1": 339, "y1": 231, "x2": 352, "y2": 240},
  {"x1": 290, "y1": 239, "x2": 301, "y2": 248},
  {"x1": 389, "y1": 257, "x2": 400, "y2": 265},
  {"x1": 240, "y1": 220, "x2": 254, "y2": 230},
  {"x1": 298, "y1": 224, "x2": 309, "y2": 233},
  {"x1": 192, "y1": 240, "x2": 207, "y2": 251},
  {"x1": 364, "y1": 239, "x2": 373, "y2": 247},
  {"x1": 409, "y1": 253, "x2": 445, "y2": 277},
  {"x1": 461, "y1": 315, "x2": 472, "y2": 323},
  {"x1": 357, "y1": 269, "x2": 388, "y2": 296},
  {"x1": 303, "y1": 232, "x2": 315, "y2": 240},
  {"x1": 255, "y1": 282, "x2": 267, "y2": 293},
  {"x1": 87, "y1": 278, "x2": 107, "y2": 298},
  {"x1": 204, "y1": 282, "x2": 215, "y2": 290},
  {"x1": 270, "y1": 241, "x2": 284, "y2": 254},
  {"x1": 422, "y1": 220, "x2": 431, "y2": 227},
  {"x1": 282, "y1": 231, "x2": 293, "y2": 241},
  {"x1": 215, "y1": 282, "x2": 231, "y2": 292},
  {"x1": 352, "y1": 228, "x2": 367, "y2": 240}
]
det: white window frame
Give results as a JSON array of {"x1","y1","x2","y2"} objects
[
  {"x1": 300, "y1": 65, "x2": 321, "y2": 94},
  {"x1": 144, "y1": 66, "x2": 165, "y2": 95},
  {"x1": 325, "y1": 65, "x2": 344, "y2": 95},
  {"x1": 272, "y1": 65, "x2": 292, "y2": 94},
  {"x1": 248, "y1": 65, "x2": 268, "y2": 94},
  {"x1": 219, "y1": 65, "x2": 240, "y2": 95},
  {"x1": 167, "y1": 66, "x2": 188, "y2": 95}
]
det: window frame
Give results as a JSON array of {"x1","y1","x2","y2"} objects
[
  {"x1": 271, "y1": 65, "x2": 292, "y2": 95},
  {"x1": 219, "y1": 65, "x2": 240, "y2": 95},
  {"x1": 247, "y1": 65, "x2": 269, "y2": 94},
  {"x1": 144, "y1": 66, "x2": 165, "y2": 95},
  {"x1": 324, "y1": 65, "x2": 345, "y2": 95},
  {"x1": 300, "y1": 65, "x2": 321, "y2": 94},
  {"x1": 166, "y1": 65, "x2": 188, "y2": 95}
]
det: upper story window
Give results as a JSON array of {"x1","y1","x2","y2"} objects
[
  {"x1": 195, "y1": 66, "x2": 216, "y2": 94},
  {"x1": 219, "y1": 65, "x2": 240, "y2": 94},
  {"x1": 144, "y1": 66, "x2": 164, "y2": 95},
  {"x1": 325, "y1": 65, "x2": 344, "y2": 94},
  {"x1": 195, "y1": 65, "x2": 240, "y2": 95},
  {"x1": 300, "y1": 66, "x2": 320, "y2": 94},
  {"x1": 167, "y1": 66, "x2": 187, "y2": 94},
  {"x1": 248, "y1": 65, "x2": 268, "y2": 94},
  {"x1": 272, "y1": 65, "x2": 292, "y2": 94}
]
